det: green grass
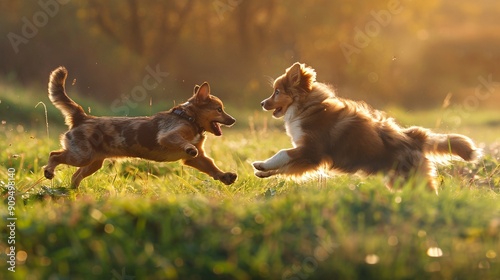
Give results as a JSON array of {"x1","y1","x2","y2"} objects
[
  {"x1": 1, "y1": 122, "x2": 500, "y2": 279},
  {"x1": 1, "y1": 81, "x2": 500, "y2": 279}
]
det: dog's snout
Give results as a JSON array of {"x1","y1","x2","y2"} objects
[
  {"x1": 260, "y1": 100, "x2": 265, "y2": 107},
  {"x1": 224, "y1": 114, "x2": 236, "y2": 126}
]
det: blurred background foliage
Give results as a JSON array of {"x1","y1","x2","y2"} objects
[{"x1": 0, "y1": 0, "x2": 499, "y2": 111}]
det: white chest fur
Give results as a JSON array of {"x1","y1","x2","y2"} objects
[{"x1": 284, "y1": 106, "x2": 304, "y2": 147}]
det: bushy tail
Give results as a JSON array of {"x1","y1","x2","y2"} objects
[
  {"x1": 405, "y1": 126, "x2": 482, "y2": 162},
  {"x1": 48, "y1": 66, "x2": 87, "y2": 128}
]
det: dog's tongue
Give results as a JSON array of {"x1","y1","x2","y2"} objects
[{"x1": 211, "y1": 121, "x2": 222, "y2": 136}]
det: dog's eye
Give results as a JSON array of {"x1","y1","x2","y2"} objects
[
  {"x1": 217, "y1": 107, "x2": 222, "y2": 113},
  {"x1": 274, "y1": 89, "x2": 280, "y2": 95}
]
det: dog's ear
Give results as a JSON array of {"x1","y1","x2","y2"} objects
[
  {"x1": 286, "y1": 63, "x2": 302, "y2": 87},
  {"x1": 286, "y1": 62, "x2": 316, "y2": 91},
  {"x1": 194, "y1": 82, "x2": 210, "y2": 102},
  {"x1": 193, "y1": 85, "x2": 200, "y2": 94}
]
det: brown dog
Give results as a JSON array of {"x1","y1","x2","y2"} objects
[
  {"x1": 44, "y1": 66, "x2": 237, "y2": 188},
  {"x1": 252, "y1": 62, "x2": 482, "y2": 191}
]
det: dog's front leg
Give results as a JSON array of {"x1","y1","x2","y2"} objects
[
  {"x1": 184, "y1": 152, "x2": 237, "y2": 185},
  {"x1": 253, "y1": 147, "x2": 321, "y2": 178},
  {"x1": 252, "y1": 149, "x2": 292, "y2": 178},
  {"x1": 158, "y1": 131, "x2": 198, "y2": 157}
]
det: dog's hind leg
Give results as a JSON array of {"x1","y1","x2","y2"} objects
[
  {"x1": 71, "y1": 159, "x2": 104, "y2": 188},
  {"x1": 44, "y1": 149, "x2": 94, "y2": 182},
  {"x1": 415, "y1": 158, "x2": 439, "y2": 194},
  {"x1": 389, "y1": 153, "x2": 438, "y2": 194},
  {"x1": 44, "y1": 150, "x2": 65, "y2": 179}
]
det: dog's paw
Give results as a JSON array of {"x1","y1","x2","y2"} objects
[
  {"x1": 255, "y1": 170, "x2": 274, "y2": 178},
  {"x1": 218, "y1": 172, "x2": 237, "y2": 185},
  {"x1": 185, "y1": 146, "x2": 198, "y2": 157},
  {"x1": 252, "y1": 161, "x2": 267, "y2": 171},
  {"x1": 44, "y1": 169, "x2": 54, "y2": 179}
]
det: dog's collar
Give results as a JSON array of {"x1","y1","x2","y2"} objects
[
  {"x1": 172, "y1": 108, "x2": 195, "y2": 123},
  {"x1": 171, "y1": 108, "x2": 205, "y2": 134}
]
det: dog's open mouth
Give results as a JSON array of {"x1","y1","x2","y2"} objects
[
  {"x1": 211, "y1": 121, "x2": 222, "y2": 136},
  {"x1": 273, "y1": 107, "x2": 283, "y2": 117}
]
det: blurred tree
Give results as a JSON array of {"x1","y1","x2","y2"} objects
[
  {"x1": 0, "y1": 0, "x2": 499, "y2": 111},
  {"x1": 83, "y1": 0, "x2": 194, "y2": 62}
]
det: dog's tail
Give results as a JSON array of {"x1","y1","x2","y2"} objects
[
  {"x1": 405, "y1": 126, "x2": 482, "y2": 162},
  {"x1": 48, "y1": 66, "x2": 87, "y2": 128}
]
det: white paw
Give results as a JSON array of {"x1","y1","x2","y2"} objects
[
  {"x1": 252, "y1": 161, "x2": 267, "y2": 171},
  {"x1": 255, "y1": 170, "x2": 273, "y2": 178}
]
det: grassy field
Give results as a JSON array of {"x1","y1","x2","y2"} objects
[{"x1": 1, "y1": 83, "x2": 500, "y2": 279}]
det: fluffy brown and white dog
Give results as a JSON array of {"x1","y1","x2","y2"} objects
[
  {"x1": 44, "y1": 66, "x2": 237, "y2": 188},
  {"x1": 252, "y1": 62, "x2": 482, "y2": 191}
]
